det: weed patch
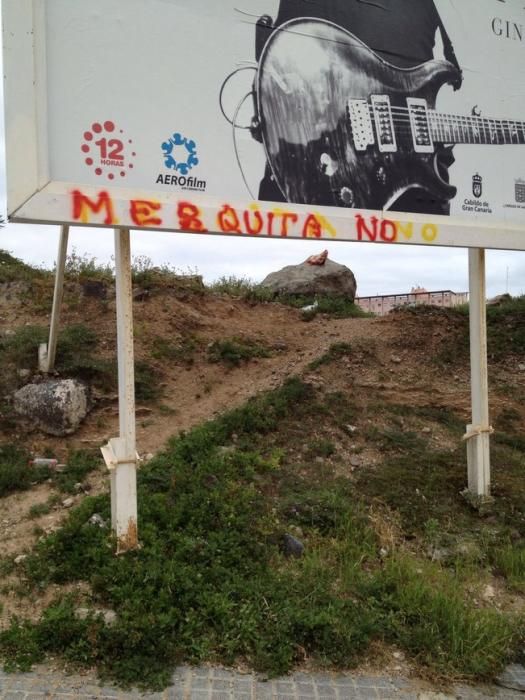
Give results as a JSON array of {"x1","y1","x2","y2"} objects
[
  {"x1": 0, "y1": 445, "x2": 50, "y2": 497},
  {"x1": 208, "y1": 337, "x2": 272, "y2": 367}
]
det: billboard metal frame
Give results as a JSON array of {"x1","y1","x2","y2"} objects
[{"x1": 5, "y1": 0, "x2": 514, "y2": 550}]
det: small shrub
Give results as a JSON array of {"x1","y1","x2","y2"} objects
[
  {"x1": 208, "y1": 337, "x2": 271, "y2": 367},
  {"x1": 64, "y1": 250, "x2": 113, "y2": 283},
  {"x1": 0, "y1": 445, "x2": 50, "y2": 497},
  {"x1": 54, "y1": 450, "x2": 101, "y2": 493},
  {"x1": 135, "y1": 361, "x2": 162, "y2": 401},
  {"x1": 208, "y1": 276, "x2": 274, "y2": 303}
]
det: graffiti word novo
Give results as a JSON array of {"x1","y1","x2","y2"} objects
[{"x1": 355, "y1": 215, "x2": 439, "y2": 243}]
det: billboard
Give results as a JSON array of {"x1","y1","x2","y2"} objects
[{"x1": 3, "y1": 0, "x2": 525, "y2": 249}]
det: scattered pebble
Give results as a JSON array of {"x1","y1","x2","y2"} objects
[
  {"x1": 62, "y1": 497, "x2": 75, "y2": 508},
  {"x1": 282, "y1": 533, "x2": 305, "y2": 558},
  {"x1": 482, "y1": 584, "x2": 496, "y2": 600},
  {"x1": 390, "y1": 355, "x2": 402, "y2": 364},
  {"x1": 14, "y1": 554, "x2": 27, "y2": 565},
  {"x1": 89, "y1": 513, "x2": 107, "y2": 528}
]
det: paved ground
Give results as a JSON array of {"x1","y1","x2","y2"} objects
[{"x1": 1, "y1": 665, "x2": 525, "y2": 700}]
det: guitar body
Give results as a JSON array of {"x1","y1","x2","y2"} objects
[{"x1": 256, "y1": 19, "x2": 461, "y2": 210}]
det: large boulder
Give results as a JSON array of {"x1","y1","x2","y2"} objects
[
  {"x1": 14, "y1": 379, "x2": 91, "y2": 436},
  {"x1": 260, "y1": 255, "x2": 356, "y2": 300}
]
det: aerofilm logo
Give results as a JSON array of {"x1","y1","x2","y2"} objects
[{"x1": 156, "y1": 132, "x2": 207, "y2": 191}]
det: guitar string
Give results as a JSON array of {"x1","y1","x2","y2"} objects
[{"x1": 358, "y1": 108, "x2": 524, "y2": 142}]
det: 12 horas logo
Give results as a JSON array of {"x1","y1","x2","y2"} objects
[{"x1": 156, "y1": 132, "x2": 207, "y2": 191}]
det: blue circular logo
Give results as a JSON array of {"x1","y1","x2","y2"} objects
[{"x1": 161, "y1": 133, "x2": 199, "y2": 175}]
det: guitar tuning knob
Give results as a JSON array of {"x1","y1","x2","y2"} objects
[{"x1": 339, "y1": 187, "x2": 355, "y2": 207}]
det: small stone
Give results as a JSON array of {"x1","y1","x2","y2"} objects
[
  {"x1": 89, "y1": 514, "x2": 107, "y2": 528},
  {"x1": 62, "y1": 497, "x2": 75, "y2": 508},
  {"x1": 76, "y1": 607, "x2": 117, "y2": 625},
  {"x1": 17, "y1": 368, "x2": 31, "y2": 380},
  {"x1": 73, "y1": 482, "x2": 83, "y2": 492},
  {"x1": 14, "y1": 554, "x2": 27, "y2": 565},
  {"x1": 390, "y1": 355, "x2": 402, "y2": 364},
  {"x1": 282, "y1": 533, "x2": 305, "y2": 558},
  {"x1": 379, "y1": 547, "x2": 389, "y2": 558},
  {"x1": 429, "y1": 547, "x2": 452, "y2": 562},
  {"x1": 273, "y1": 340, "x2": 288, "y2": 351},
  {"x1": 144, "y1": 453, "x2": 154, "y2": 462},
  {"x1": 350, "y1": 455, "x2": 362, "y2": 468},
  {"x1": 519, "y1": 364, "x2": 525, "y2": 372},
  {"x1": 315, "y1": 456, "x2": 324, "y2": 465},
  {"x1": 345, "y1": 424, "x2": 358, "y2": 434},
  {"x1": 393, "y1": 651, "x2": 405, "y2": 661},
  {"x1": 482, "y1": 583, "x2": 496, "y2": 600},
  {"x1": 422, "y1": 427, "x2": 431, "y2": 434}
]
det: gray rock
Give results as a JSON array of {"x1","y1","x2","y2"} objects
[
  {"x1": 283, "y1": 533, "x2": 305, "y2": 558},
  {"x1": 260, "y1": 258, "x2": 356, "y2": 300},
  {"x1": 14, "y1": 554, "x2": 27, "y2": 565},
  {"x1": 76, "y1": 607, "x2": 117, "y2": 626},
  {"x1": 89, "y1": 513, "x2": 107, "y2": 528},
  {"x1": 13, "y1": 379, "x2": 91, "y2": 436},
  {"x1": 62, "y1": 497, "x2": 75, "y2": 508},
  {"x1": 497, "y1": 664, "x2": 525, "y2": 692}
]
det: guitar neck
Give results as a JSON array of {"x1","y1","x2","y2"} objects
[{"x1": 430, "y1": 111, "x2": 525, "y2": 145}]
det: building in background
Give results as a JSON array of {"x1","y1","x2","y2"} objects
[{"x1": 355, "y1": 287, "x2": 469, "y2": 316}]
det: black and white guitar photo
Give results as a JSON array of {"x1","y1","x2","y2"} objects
[{"x1": 249, "y1": 18, "x2": 524, "y2": 211}]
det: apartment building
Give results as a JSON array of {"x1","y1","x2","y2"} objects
[{"x1": 355, "y1": 287, "x2": 469, "y2": 316}]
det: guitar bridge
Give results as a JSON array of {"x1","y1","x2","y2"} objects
[
  {"x1": 371, "y1": 95, "x2": 397, "y2": 153},
  {"x1": 407, "y1": 98, "x2": 434, "y2": 153},
  {"x1": 348, "y1": 99, "x2": 374, "y2": 152}
]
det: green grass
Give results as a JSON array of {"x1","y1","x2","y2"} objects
[
  {"x1": 208, "y1": 276, "x2": 274, "y2": 303},
  {"x1": 0, "y1": 445, "x2": 50, "y2": 497},
  {"x1": 0, "y1": 447, "x2": 101, "y2": 499},
  {"x1": 0, "y1": 250, "x2": 50, "y2": 284},
  {"x1": 207, "y1": 337, "x2": 272, "y2": 367},
  {"x1": 278, "y1": 294, "x2": 370, "y2": 319},
  {"x1": 1, "y1": 379, "x2": 523, "y2": 689}
]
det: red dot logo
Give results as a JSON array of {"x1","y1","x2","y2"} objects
[{"x1": 81, "y1": 121, "x2": 136, "y2": 180}]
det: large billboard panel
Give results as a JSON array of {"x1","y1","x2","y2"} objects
[{"x1": 3, "y1": 0, "x2": 525, "y2": 249}]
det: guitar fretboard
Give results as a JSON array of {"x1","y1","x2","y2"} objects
[{"x1": 429, "y1": 112, "x2": 525, "y2": 145}]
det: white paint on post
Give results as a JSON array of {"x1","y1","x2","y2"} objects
[
  {"x1": 465, "y1": 248, "x2": 492, "y2": 501},
  {"x1": 40, "y1": 224, "x2": 69, "y2": 373},
  {"x1": 103, "y1": 227, "x2": 138, "y2": 552}
]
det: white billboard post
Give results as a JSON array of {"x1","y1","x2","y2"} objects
[{"x1": 5, "y1": 0, "x2": 525, "y2": 545}]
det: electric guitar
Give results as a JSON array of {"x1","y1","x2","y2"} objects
[{"x1": 255, "y1": 19, "x2": 525, "y2": 210}]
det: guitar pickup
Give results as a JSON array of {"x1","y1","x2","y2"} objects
[
  {"x1": 371, "y1": 95, "x2": 397, "y2": 153},
  {"x1": 407, "y1": 98, "x2": 434, "y2": 153},
  {"x1": 348, "y1": 99, "x2": 374, "y2": 151}
]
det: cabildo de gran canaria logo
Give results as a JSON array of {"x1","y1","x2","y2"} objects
[{"x1": 156, "y1": 132, "x2": 207, "y2": 191}]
